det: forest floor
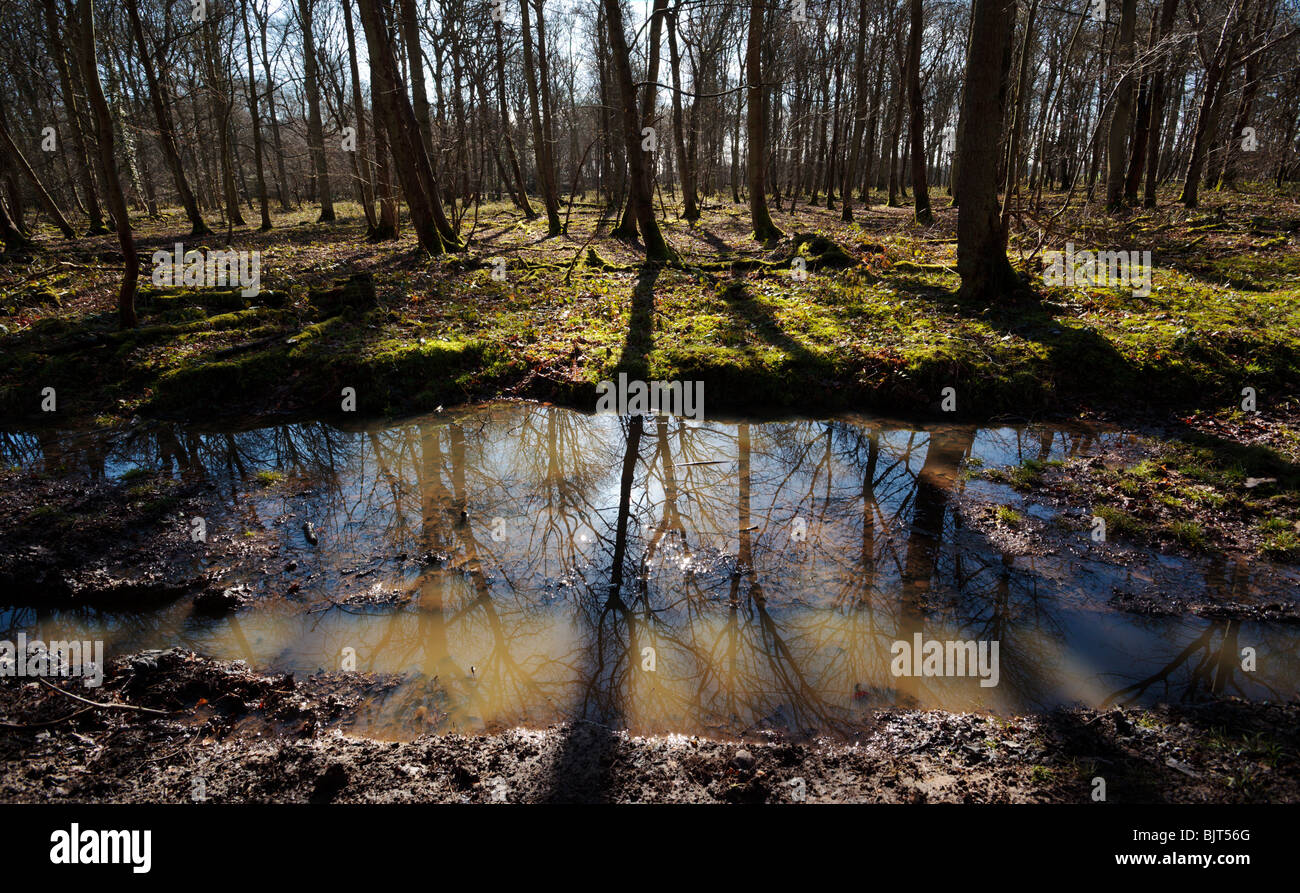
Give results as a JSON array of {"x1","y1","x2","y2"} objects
[
  {"x1": 0, "y1": 648, "x2": 1296, "y2": 803},
  {"x1": 2, "y1": 188, "x2": 1298, "y2": 427},
  {"x1": 2, "y1": 188, "x2": 1299, "y2": 803}
]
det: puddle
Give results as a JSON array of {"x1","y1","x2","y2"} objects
[{"x1": 3, "y1": 403, "x2": 1298, "y2": 740}]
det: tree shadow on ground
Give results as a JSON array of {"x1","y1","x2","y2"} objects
[
  {"x1": 612, "y1": 264, "x2": 661, "y2": 378},
  {"x1": 544, "y1": 720, "x2": 620, "y2": 803},
  {"x1": 886, "y1": 273, "x2": 1154, "y2": 402},
  {"x1": 717, "y1": 276, "x2": 826, "y2": 369},
  {"x1": 1036, "y1": 699, "x2": 1299, "y2": 803}
]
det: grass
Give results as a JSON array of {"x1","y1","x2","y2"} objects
[
  {"x1": 980, "y1": 458, "x2": 1064, "y2": 490},
  {"x1": 2, "y1": 189, "x2": 1298, "y2": 427},
  {"x1": 995, "y1": 506, "x2": 1023, "y2": 527},
  {"x1": 1163, "y1": 519, "x2": 1207, "y2": 549},
  {"x1": 1029, "y1": 765, "x2": 1055, "y2": 784},
  {"x1": 1260, "y1": 521, "x2": 1300, "y2": 557},
  {"x1": 1093, "y1": 504, "x2": 1147, "y2": 539}
]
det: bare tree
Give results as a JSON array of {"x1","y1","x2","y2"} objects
[
  {"x1": 955, "y1": 0, "x2": 1020, "y2": 300},
  {"x1": 76, "y1": 0, "x2": 137, "y2": 329},
  {"x1": 746, "y1": 0, "x2": 781, "y2": 241}
]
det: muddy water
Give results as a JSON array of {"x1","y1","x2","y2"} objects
[{"x1": 3, "y1": 403, "x2": 1298, "y2": 740}]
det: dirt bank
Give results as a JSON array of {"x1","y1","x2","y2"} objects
[
  {"x1": 0, "y1": 648, "x2": 1294, "y2": 804},
  {"x1": 0, "y1": 465, "x2": 275, "y2": 610}
]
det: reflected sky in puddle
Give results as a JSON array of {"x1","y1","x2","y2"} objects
[{"x1": 3, "y1": 404, "x2": 1298, "y2": 740}]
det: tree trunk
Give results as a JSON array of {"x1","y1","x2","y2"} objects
[
  {"x1": 494, "y1": 20, "x2": 535, "y2": 217},
  {"x1": 398, "y1": 0, "x2": 435, "y2": 161},
  {"x1": 666, "y1": 4, "x2": 699, "y2": 221},
  {"x1": 0, "y1": 190, "x2": 29, "y2": 251},
  {"x1": 205, "y1": 3, "x2": 245, "y2": 227},
  {"x1": 125, "y1": 0, "x2": 210, "y2": 235},
  {"x1": 41, "y1": 0, "x2": 107, "y2": 234},
  {"x1": 906, "y1": 0, "x2": 932, "y2": 223},
  {"x1": 520, "y1": 0, "x2": 562, "y2": 234},
  {"x1": 253, "y1": 2, "x2": 292, "y2": 211},
  {"x1": 77, "y1": 0, "x2": 137, "y2": 329},
  {"x1": 1180, "y1": 1, "x2": 1243, "y2": 208},
  {"x1": 356, "y1": 0, "x2": 459, "y2": 252},
  {"x1": 955, "y1": 0, "x2": 1020, "y2": 301},
  {"x1": 1105, "y1": 0, "x2": 1138, "y2": 209},
  {"x1": 745, "y1": 0, "x2": 781, "y2": 241},
  {"x1": 604, "y1": 0, "x2": 671, "y2": 261},
  {"x1": 343, "y1": 0, "x2": 376, "y2": 231},
  {"x1": 300, "y1": 0, "x2": 335, "y2": 221},
  {"x1": 841, "y1": 0, "x2": 870, "y2": 221},
  {"x1": 0, "y1": 112, "x2": 76, "y2": 238}
]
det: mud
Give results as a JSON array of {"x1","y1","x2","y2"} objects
[
  {"x1": 0, "y1": 649, "x2": 1295, "y2": 804},
  {"x1": 0, "y1": 465, "x2": 274, "y2": 609}
]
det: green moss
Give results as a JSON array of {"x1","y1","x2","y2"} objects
[
  {"x1": 1260, "y1": 524, "x2": 1299, "y2": 558},
  {"x1": 984, "y1": 458, "x2": 1063, "y2": 490},
  {"x1": 1164, "y1": 520, "x2": 1206, "y2": 548},
  {"x1": 152, "y1": 347, "x2": 292, "y2": 411},
  {"x1": 4, "y1": 197, "x2": 1300, "y2": 427},
  {"x1": 995, "y1": 506, "x2": 1023, "y2": 527},
  {"x1": 1094, "y1": 505, "x2": 1145, "y2": 539}
]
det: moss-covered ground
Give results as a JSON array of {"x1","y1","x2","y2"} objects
[{"x1": 2, "y1": 188, "x2": 1297, "y2": 427}]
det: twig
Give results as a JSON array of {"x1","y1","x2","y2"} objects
[{"x1": 37, "y1": 677, "x2": 170, "y2": 716}]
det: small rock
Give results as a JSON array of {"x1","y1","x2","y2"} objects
[
  {"x1": 129, "y1": 651, "x2": 167, "y2": 674},
  {"x1": 488, "y1": 776, "x2": 510, "y2": 803},
  {"x1": 731, "y1": 749, "x2": 756, "y2": 772},
  {"x1": 303, "y1": 522, "x2": 318, "y2": 545}
]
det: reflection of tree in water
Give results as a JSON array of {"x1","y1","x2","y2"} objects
[
  {"x1": 6, "y1": 409, "x2": 1299, "y2": 738},
  {"x1": 1102, "y1": 617, "x2": 1291, "y2": 707}
]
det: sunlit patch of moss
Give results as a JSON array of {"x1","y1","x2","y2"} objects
[
  {"x1": 1259, "y1": 519, "x2": 1299, "y2": 558},
  {"x1": 1130, "y1": 459, "x2": 1165, "y2": 480},
  {"x1": 1185, "y1": 488, "x2": 1227, "y2": 508},
  {"x1": 984, "y1": 457, "x2": 1063, "y2": 490},
  {"x1": 995, "y1": 506, "x2": 1023, "y2": 527},
  {"x1": 1116, "y1": 477, "x2": 1143, "y2": 497},
  {"x1": 125, "y1": 484, "x2": 154, "y2": 500}
]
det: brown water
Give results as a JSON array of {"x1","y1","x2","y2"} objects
[{"x1": 3, "y1": 403, "x2": 1298, "y2": 740}]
